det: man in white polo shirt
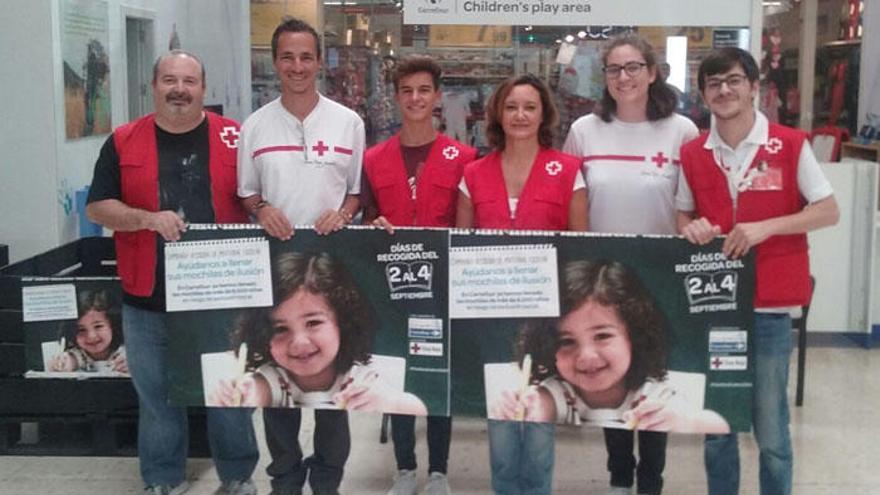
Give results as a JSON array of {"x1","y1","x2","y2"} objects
[{"x1": 237, "y1": 18, "x2": 364, "y2": 495}]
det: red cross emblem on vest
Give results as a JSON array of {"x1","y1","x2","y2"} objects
[
  {"x1": 312, "y1": 140, "x2": 330, "y2": 157},
  {"x1": 544, "y1": 160, "x2": 562, "y2": 176},
  {"x1": 764, "y1": 137, "x2": 783, "y2": 154},
  {"x1": 442, "y1": 145, "x2": 460, "y2": 160},
  {"x1": 651, "y1": 152, "x2": 669, "y2": 168},
  {"x1": 220, "y1": 126, "x2": 239, "y2": 149}
]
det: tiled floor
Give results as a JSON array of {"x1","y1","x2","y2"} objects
[{"x1": 1, "y1": 346, "x2": 878, "y2": 494}]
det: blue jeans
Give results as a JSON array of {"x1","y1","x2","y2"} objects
[
  {"x1": 488, "y1": 419, "x2": 555, "y2": 495},
  {"x1": 704, "y1": 312, "x2": 793, "y2": 495},
  {"x1": 123, "y1": 304, "x2": 259, "y2": 486}
]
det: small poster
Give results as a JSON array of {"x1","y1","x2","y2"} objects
[
  {"x1": 450, "y1": 244, "x2": 558, "y2": 319},
  {"x1": 22, "y1": 279, "x2": 129, "y2": 379},
  {"x1": 165, "y1": 237, "x2": 272, "y2": 312}
]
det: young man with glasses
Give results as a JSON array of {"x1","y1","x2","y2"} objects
[{"x1": 675, "y1": 47, "x2": 839, "y2": 495}]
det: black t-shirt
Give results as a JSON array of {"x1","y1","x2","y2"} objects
[{"x1": 87, "y1": 119, "x2": 214, "y2": 310}]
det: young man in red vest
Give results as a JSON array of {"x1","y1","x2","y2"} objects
[
  {"x1": 86, "y1": 50, "x2": 258, "y2": 495},
  {"x1": 676, "y1": 47, "x2": 839, "y2": 495},
  {"x1": 362, "y1": 56, "x2": 476, "y2": 495}
]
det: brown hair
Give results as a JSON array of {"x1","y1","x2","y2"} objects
[
  {"x1": 516, "y1": 259, "x2": 667, "y2": 390},
  {"x1": 596, "y1": 34, "x2": 677, "y2": 123},
  {"x1": 393, "y1": 56, "x2": 442, "y2": 93},
  {"x1": 485, "y1": 74, "x2": 558, "y2": 150},
  {"x1": 232, "y1": 252, "x2": 375, "y2": 372}
]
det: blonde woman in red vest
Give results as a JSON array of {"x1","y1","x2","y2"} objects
[{"x1": 456, "y1": 74, "x2": 588, "y2": 494}]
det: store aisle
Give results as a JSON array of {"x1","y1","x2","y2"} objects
[{"x1": 1, "y1": 346, "x2": 878, "y2": 494}]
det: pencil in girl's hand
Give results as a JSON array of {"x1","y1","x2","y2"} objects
[
  {"x1": 626, "y1": 384, "x2": 674, "y2": 430},
  {"x1": 514, "y1": 353, "x2": 533, "y2": 421},
  {"x1": 337, "y1": 366, "x2": 379, "y2": 409},
  {"x1": 232, "y1": 342, "x2": 248, "y2": 406}
]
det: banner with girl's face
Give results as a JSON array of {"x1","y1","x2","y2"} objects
[
  {"x1": 22, "y1": 278, "x2": 128, "y2": 378},
  {"x1": 164, "y1": 226, "x2": 754, "y2": 433}
]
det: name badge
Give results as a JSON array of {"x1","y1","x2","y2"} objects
[{"x1": 745, "y1": 162, "x2": 783, "y2": 191}]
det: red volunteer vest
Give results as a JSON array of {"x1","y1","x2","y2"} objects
[
  {"x1": 364, "y1": 133, "x2": 477, "y2": 227},
  {"x1": 464, "y1": 149, "x2": 580, "y2": 230},
  {"x1": 113, "y1": 112, "x2": 248, "y2": 297},
  {"x1": 680, "y1": 123, "x2": 811, "y2": 307}
]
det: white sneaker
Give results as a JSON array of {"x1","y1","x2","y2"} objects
[
  {"x1": 144, "y1": 481, "x2": 190, "y2": 495},
  {"x1": 214, "y1": 479, "x2": 258, "y2": 495},
  {"x1": 423, "y1": 472, "x2": 450, "y2": 495},
  {"x1": 387, "y1": 469, "x2": 418, "y2": 495}
]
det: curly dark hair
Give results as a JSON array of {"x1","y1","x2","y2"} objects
[
  {"x1": 59, "y1": 288, "x2": 123, "y2": 355},
  {"x1": 515, "y1": 259, "x2": 667, "y2": 391},
  {"x1": 232, "y1": 252, "x2": 375, "y2": 373},
  {"x1": 485, "y1": 73, "x2": 558, "y2": 150},
  {"x1": 596, "y1": 34, "x2": 678, "y2": 123}
]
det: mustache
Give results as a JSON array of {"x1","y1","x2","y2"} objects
[{"x1": 166, "y1": 91, "x2": 192, "y2": 103}]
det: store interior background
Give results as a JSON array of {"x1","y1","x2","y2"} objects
[{"x1": 0, "y1": 0, "x2": 877, "y2": 343}]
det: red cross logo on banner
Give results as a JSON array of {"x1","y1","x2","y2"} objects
[
  {"x1": 651, "y1": 152, "x2": 669, "y2": 168},
  {"x1": 544, "y1": 160, "x2": 562, "y2": 176},
  {"x1": 312, "y1": 141, "x2": 330, "y2": 157},
  {"x1": 410, "y1": 342, "x2": 421, "y2": 354},
  {"x1": 220, "y1": 126, "x2": 239, "y2": 149},
  {"x1": 711, "y1": 356, "x2": 722, "y2": 369},
  {"x1": 764, "y1": 137, "x2": 783, "y2": 154},
  {"x1": 442, "y1": 145, "x2": 460, "y2": 160}
]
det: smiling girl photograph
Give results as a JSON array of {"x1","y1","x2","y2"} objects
[
  {"x1": 488, "y1": 259, "x2": 730, "y2": 435},
  {"x1": 206, "y1": 251, "x2": 427, "y2": 416}
]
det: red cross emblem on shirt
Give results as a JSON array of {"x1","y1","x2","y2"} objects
[
  {"x1": 711, "y1": 356, "x2": 723, "y2": 369},
  {"x1": 312, "y1": 140, "x2": 330, "y2": 157},
  {"x1": 651, "y1": 152, "x2": 669, "y2": 168},
  {"x1": 220, "y1": 126, "x2": 240, "y2": 149}
]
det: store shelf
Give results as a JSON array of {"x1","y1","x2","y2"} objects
[
  {"x1": 841, "y1": 142, "x2": 880, "y2": 162},
  {"x1": 822, "y1": 39, "x2": 861, "y2": 49}
]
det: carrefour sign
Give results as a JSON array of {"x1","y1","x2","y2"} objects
[{"x1": 404, "y1": 0, "x2": 752, "y2": 27}]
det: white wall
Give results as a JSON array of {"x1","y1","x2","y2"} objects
[
  {"x1": 178, "y1": 0, "x2": 251, "y2": 122},
  {"x1": 0, "y1": 0, "x2": 248, "y2": 264},
  {"x1": 0, "y1": 1, "x2": 60, "y2": 263}
]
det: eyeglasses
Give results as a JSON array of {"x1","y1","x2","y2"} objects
[
  {"x1": 705, "y1": 74, "x2": 749, "y2": 92},
  {"x1": 602, "y1": 62, "x2": 647, "y2": 78}
]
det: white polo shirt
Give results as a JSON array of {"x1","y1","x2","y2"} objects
[{"x1": 238, "y1": 95, "x2": 364, "y2": 225}]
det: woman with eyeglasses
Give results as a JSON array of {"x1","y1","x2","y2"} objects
[
  {"x1": 562, "y1": 34, "x2": 699, "y2": 495},
  {"x1": 457, "y1": 74, "x2": 588, "y2": 494}
]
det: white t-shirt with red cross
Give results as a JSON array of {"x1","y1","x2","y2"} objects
[
  {"x1": 238, "y1": 95, "x2": 364, "y2": 225},
  {"x1": 563, "y1": 113, "x2": 699, "y2": 235}
]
